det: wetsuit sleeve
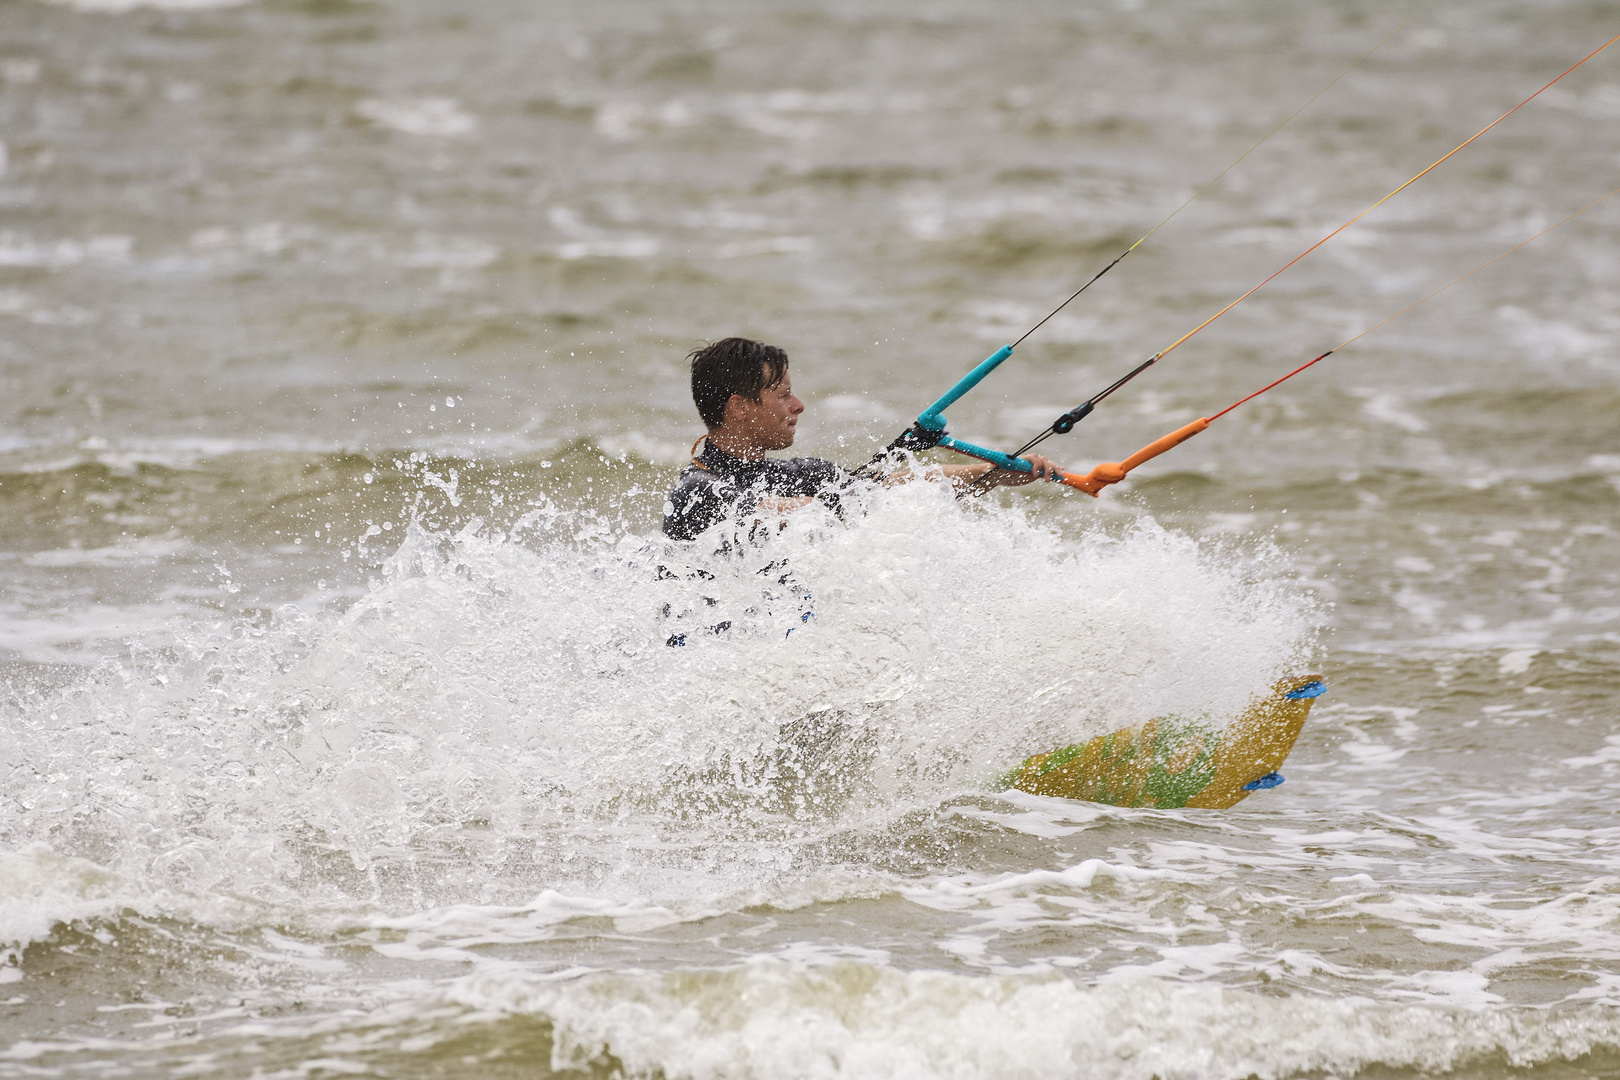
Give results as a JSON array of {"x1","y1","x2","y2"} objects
[
  {"x1": 662, "y1": 470, "x2": 732, "y2": 541},
  {"x1": 778, "y1": 457, "x2": 853, "y2": 496},
  {"x1": 778, "y1": 457, "x2": 858, "y2": 515}
]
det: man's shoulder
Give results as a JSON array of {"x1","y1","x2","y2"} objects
[
  {"x1": 662, "y1": 464, "x2": 733, "y2": 540},
  {"x1": 669, "y1": 462, "x2": 720, "y2": 490},
  {"x1": 666, "y1": 463, "x2": 732, "y2": 507}
]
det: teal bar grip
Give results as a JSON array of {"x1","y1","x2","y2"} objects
[
  {"x1": 939, "y1": 435, "x2": 1034, "y2": 473},
  {"x1": 916, "y1": 345, "x2": 1014, "y2": 431}
]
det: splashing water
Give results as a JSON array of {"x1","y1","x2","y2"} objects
[{"x1": 1, "y1": 478, "x2": 1314, "y2": 933}]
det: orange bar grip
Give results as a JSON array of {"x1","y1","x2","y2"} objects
[
  {"x1": 1056, "y1": 417, "x2": 1210, "y2": 497},
  {"x1": 1057, "y1": 465, "x2": 1123, "y2": 496},
  {"x1": 1120, "y1": 417, "x2": 1210, "y2": 472}
]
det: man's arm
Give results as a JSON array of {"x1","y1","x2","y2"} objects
[
  {"x1": 911, "y1": 454, "x2": 1061, "y2": 492},
  {"x1": 751, "y1": 452, "x2": 1063, "y2": 520}
]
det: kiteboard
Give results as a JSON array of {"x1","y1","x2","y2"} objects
[{"x1": 997, "y1": 673, "x2": 1324, "y2": 809}]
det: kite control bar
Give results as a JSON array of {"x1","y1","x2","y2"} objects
[
  {"x1": 861, "y1": 343, "x2": 1144, "y2": 495},
  {"x1": 940, "y1": 415, "x2": 1211, "y2": 497},
  {"x1": 860, "y1": 344, "x2": 1080, "y2": 481}
]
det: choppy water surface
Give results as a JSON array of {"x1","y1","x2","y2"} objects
[{"x1": 3, "y1": 1, "x2": 1620, "y2": 1077}]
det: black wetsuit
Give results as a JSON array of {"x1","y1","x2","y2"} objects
[{"x1": 662, "y1": 441, "x2": 852, "y2": 541}]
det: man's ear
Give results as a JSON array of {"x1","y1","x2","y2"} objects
[{"x1": 721, "y1": 392, "x2": 747, "y2": 427}]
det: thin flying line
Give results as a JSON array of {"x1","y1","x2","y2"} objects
[
  {"x1": 1155, "y1": 29, "x2": 1620, "y2": 366},
  {"x1": 1337, "y1": 186, "x2": 1620, "y2": 351},
  {"x1": 1009, "y1": 0, "x2": 1440, "y2": 349},
  {"x1": 1135, "y1": 0, "x2": 1440, "y2": 250},
  {"x1": 1208, "y1": 352, "x2": 1333, "y2": 422},
  {"x1": 1207, "y1": 185, "x2": 1620, "y2": 422}
]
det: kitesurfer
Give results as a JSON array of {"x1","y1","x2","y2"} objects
[{"x1": 663, "y1": 338, "x2": 1058, "y2": 540}]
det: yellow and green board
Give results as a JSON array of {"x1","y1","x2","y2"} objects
[{"x1": 998, "y1": 674, "x2": 1324, "y2": 809}]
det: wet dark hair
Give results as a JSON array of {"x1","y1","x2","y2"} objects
[{"x1": 689, "y1": 337, "x2": 789, "y2": 430}]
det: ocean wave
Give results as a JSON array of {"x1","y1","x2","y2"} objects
[
  {"x1": 430, "y1": 960, "x2": 1620, "y2": 1080},
  {"x1": 8, "y1": 954, "x2": 1620, "y2": 1078}
]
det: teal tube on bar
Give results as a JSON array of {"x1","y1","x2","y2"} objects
[
  {"x1": 938, "y1": 435, "x2": 1034, "y2": 473},
  {"x1": 916, "y1": 345, "x2": 1014, "y2": 431}
]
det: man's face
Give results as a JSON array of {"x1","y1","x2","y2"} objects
[{"x1": 725, "y1": 368, "x2": 804, "y2": 452}]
